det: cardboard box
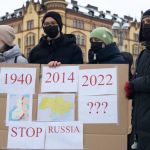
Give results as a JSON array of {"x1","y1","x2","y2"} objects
[
  {"x1": 0, "y1": 130, "x2": 7, "y2": 149},
  {"x1": 0, "y1": 64, "x2": 128, "y2": 149},
  {"x1": 80, "y1": 64, "x2": 128, "y2": 135},
  {"x1": 84, "y1": 134, "x2": 127, "y2": 150},
  {"x1": 0, "y1": 64, "x2": 128, "y2": 134},
  {"x1": 0, "y1": 95, "x2": 8, "y2": 130}
]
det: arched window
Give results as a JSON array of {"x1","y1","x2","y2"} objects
[
  {"x1": 73, "y1": 19, "x2": 84, "y2": 29},
  {"x1": 81, "y1": 35, "x2": 85, "y2": 46},
  {"x1": 27, "y1": 20, "x2": 34, "y2": 30},
  {"x1": 25, "y1": 32, "x2": 36, "y2": 56},
  {"x1": 76, "y1": 34, "x2": 80, "y2": 45},
  {"x1": 25, "y1": 33, "x2": 36, "y2": 46}
]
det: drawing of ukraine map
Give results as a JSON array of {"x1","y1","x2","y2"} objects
[
  {"x1": 6, "y1": 94, "x2": 32, "y2": 125},
  {"x1": 37, "y1": 94, "x2": 75, "y2": 121}
]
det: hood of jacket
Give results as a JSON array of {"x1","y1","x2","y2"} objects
[
  {"x1": 38, "y1": 34, "x2": 77, "y2": 48},
  {"x1": 0, "y1": 45, "x2": 21, "y2": 62}
]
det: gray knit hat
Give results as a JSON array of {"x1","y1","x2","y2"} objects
[{"x1": 0, "y1": 25, "x2": 15, "y2": 46}]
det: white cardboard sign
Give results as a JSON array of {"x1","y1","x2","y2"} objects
[
  {"x1": 78, "y1": 95, "x2": 118, "y2": 123},
  {"x1": 78, "y1": 68, "x2": 117, "y2": 95},
  {"x1": 0, "y1": 67, "x2": 36, "y2": 94},
  {"x1": 45, "y1": 122, "x2": 83, "y2": 149},
  {"x1": 7, "y1": 122, "x2": 45, "y2": 149},
  {"x1": 41, "y1": 66, "x2": 79, "y2": 92}
]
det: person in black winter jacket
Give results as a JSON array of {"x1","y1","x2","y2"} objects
[
  {"x1": 28, "y1": 11, "x2": 83, "y2": 66},
  {"x1": 88, "y1": 27, "x2": 125, "y2": 64},
  {"x1": 125, "y1": 9, "x2": 150, "y2": 150}
]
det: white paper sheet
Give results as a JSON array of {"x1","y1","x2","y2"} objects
[
  {"x1": 78, "y1": 95, "x2": 118, "y2": 123},
  {"x1": 41, "y1": 66, "x2": 79, "y2": 92}
]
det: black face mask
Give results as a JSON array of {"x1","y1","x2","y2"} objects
[
  {"x1": 43, "y1": 25, "x2": 59, "y2": 38},
  {"x1": 91, "y1": 42, "x2": 105, "y2": 52},
  {"x1": 142, "y1": 24, "x2": 150, "y2": 41}
]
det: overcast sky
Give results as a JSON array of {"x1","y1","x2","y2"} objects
[{"x1": 0, "y1": 0, "x2": 148, "y2": 21}]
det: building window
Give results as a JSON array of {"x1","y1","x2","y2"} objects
[
  {"x1": 134, "y1": 33, "x2": 139, "y2": 42},
  {"x1": 75, "y1": 34, "x2": 86, "y2": 46},
  {"x1": 132, "y1": 44, "x2": 139, "y2": 55},
  {"x1": 25, "y1": 33, "x2": 35, "y2": 46},
  {"x1": 72, "y1": 31, "x2": 87, "y2": 62},
  {"x1": 81, "y1": 35, "x2": 85, "y2": 46},
  {"x1": 27, "y1": 20, "x2": 34, "y2": 30},
  {"x1": 88, "y1": 11, "x2": 94, "y2": 16},
  {"x1": 76, "y1": 34, "x2": 80, "y2": 45},
  {"x1": 18, "y1": 24, "x2": 22, "y2": 32},
  {"x1": 14, "y1": 24, "x2": 22, "y2": 33},
  {"x1": 73, "y1": 6, "x2": 79, "y2": 12},
  {"x1": 91, "y1": 24, "x2": 96, "y2": 31},
  {"x1": 18, "y1": 38, "x2": 21, "y2": 48},
  {"x1": 112, "y1": 30, "x2": 118, "y2": 38},
  {"x1": 123, "y1": 31, "x2": 128, "y2": 40},
  {"x1": 73, "y1": 19, "x2": 84, "y2": 29},
  {"x1": 73, "y1": 20, "x2": 77, "y2": 28}
]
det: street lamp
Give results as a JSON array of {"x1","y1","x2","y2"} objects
[{"x1": 112, "y1": 21, "x2": 129, "y2": 51}]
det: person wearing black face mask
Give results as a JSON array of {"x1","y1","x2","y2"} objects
[
  {"x1": 43, "y1": 25, "x2": 60, "y2": 39},
  {"x1": 88, "y1": 27, "x2": 125, "y2": 64},
  {"x1": 124, "y1": 9, "x2": 150, "y2": 150},
  {"x1": 28, "y1": 11, "x2": 83, "y2": 66}
]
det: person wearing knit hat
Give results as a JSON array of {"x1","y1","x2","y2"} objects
[
  {"x1": 28, "y1": 11, "x2": 83, "y2": 66},
  {"x1": 42, "y1": 11, "x2": 63, "y2": 33},
  {"x1": 90, "y1": 27, "x2": 113, "y2": 45},
  {"x1": 124, "y1": 9, "x2": 150, "y2": 150},
  {"x1": 139, "y1": 9, "x2": 150, "y2": 43},
  {"x1": 0, "y1": 25, "x2": 15, "y2": 47},
  {"x1": 0, "y1": 25, "x2": 28, "y2": 64},
  {"x1": 88, "y1": 27, "x2": 125, "y2": 64}
]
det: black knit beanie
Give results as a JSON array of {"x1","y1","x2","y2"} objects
[
  {"x1": 139, "y1": 9, "x2": 150, "y2": 42},
  {"x1": 142, "y1": 9, "x2": 150, "y2": 19},
  {"x1": 42, "y1": 11, "x2": 63, "y2": 32}
]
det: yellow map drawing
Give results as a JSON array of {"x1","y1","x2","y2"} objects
[{"x1": 39, "y1": 96, "x2": 73, "y2": 115}]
